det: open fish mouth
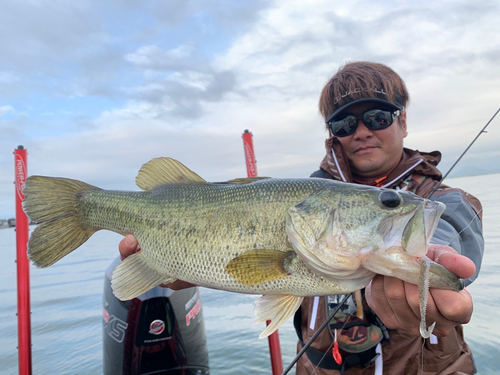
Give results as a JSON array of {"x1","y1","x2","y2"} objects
[
  {"x1": 423, "y1": 200, "x2": 446, "y2": 245},
  {"x1": 364, "y1": 199, "x2": 462, "y2": 292},
  {"x1": 401, "y1": 200, "x2": 446, "y2": 258}
]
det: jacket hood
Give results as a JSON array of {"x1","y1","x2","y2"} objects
[{"x1": 319, "y1": 136, "x2": 443, "y2": 189}]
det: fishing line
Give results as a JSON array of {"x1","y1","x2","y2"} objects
[
  {"x1": 420, "y1": 339, "x2": 426, "y2": 375},
  {"x1": 427, "y1": 107, "x2": 500, "y2": 198},
  {"x1": 311, "y1": 339, "x2": 336, "y2": 375},
  {"x1": 281, "y1": 293, "x2": 352, "y2": 375},
  {"x1": 429, "y1": 206, "x2": 484, "y2": 267},
  {"x1": 444, "y1": 207, "x2": 484, "y2": 248}
]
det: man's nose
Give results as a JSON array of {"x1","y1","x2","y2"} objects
[{"x1": 352, "y1": 119, "x2": 373, "y2": 139}]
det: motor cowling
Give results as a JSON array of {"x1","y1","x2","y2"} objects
[{"x1": 103, "y1": 257, "x2": 210, "y2": 374}]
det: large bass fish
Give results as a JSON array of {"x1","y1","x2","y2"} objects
[{"x1": 23, "y1": 157, "x2": 462, "y2": 338}]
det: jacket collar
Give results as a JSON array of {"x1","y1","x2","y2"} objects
[{"x1": 319, "y1": 136, "x2": 443, "y2": 188}]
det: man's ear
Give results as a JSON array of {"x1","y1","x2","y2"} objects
[{"x1": 399, "y1": 110, "x2": 408, "y2": 138}]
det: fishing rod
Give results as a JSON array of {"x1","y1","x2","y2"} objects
[
  {"x1": 427, "y1": 107, "x2": 500, "y2": 198},
  {"x1": 281, "y1": 107, "x2": 499, "y2": 375},
  {"x1": 281, "y1": 293, "x2": 352, "y2": 375}
]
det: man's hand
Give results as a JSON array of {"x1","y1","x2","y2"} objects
[
  {"x1": 365, "y1": 244, "x2": 475, "y2": 337},
  {"x1": 119, "y1": 234, "x2": 196, "y2": 290}
]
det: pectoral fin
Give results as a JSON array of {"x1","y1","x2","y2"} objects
[
  {"x1": 112, "y1": 252, "x2": 175, "y2": 300},
  {"x1": 226, "y1": 250, "x2": 296, "y2": 286},
  {"x1": 254, "y1": 294, "x2": 304, "y2": 338}
]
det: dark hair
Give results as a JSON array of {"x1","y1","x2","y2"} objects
[{"x1": 319, "y1": 61, "x2": 410, "y2": 121}]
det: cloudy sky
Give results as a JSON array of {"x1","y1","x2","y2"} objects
[{"x1": 1, "y1": 0, "x2": 499, "y2": 218}]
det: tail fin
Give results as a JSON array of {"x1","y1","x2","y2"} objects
[{"x1": 23, "y1": 176, "x2": 100, "y2": 268}]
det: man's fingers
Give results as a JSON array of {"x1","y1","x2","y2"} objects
[
  {"x1": 384, "y1": 277, "x2": 421, "y2": 332},
  {"x1": 436, "y1": 253, "x2": 475, "y2": 279},
  {"x1": 427, "y1": 244, "x2": 476, "y2": 279},
  {"x1": 430, "y1": 288, "x2": 473, "y2": 324},
  {"x1": 366, "y1": 245, "x2": 476, "y2": 337},
  {"x1": 119, "y1": 234, "x2": 140, "y2": 260},
  {"x1": 367, "y1": 276, "x2": 418, "y2": 332}
]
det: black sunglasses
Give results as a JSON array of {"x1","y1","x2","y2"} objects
[{"x1": 326, "y1": 108, "x2": 400, "y2": 137}]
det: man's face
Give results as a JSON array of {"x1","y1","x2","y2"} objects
[{"x1": 335, "y1": 102, "x2": 407, "y2": 181}]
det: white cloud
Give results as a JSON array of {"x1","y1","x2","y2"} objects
[
  {"x1": 1, "y1": 0, "x2": 500, "y2": 218},
  {"x1": 0, "y1": 71, "x2": 20, "y2": 83},
  {"x1": 0, "y1": 105, "x2": 14, "y2": 117},
  {"x1": 126, "y1": 44, "x2": 195, "y2": 69}
]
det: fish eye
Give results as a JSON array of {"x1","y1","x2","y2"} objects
[{"x1": 378, "y1": 190, "x2": 401, "y2": 208}]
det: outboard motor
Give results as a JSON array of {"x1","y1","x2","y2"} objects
[{"x1": 103, "y1": 257, "x2": 210, "y2": 374}]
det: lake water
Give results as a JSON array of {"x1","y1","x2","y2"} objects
[{"x1": 0, "y1": 173, "x2": 498, "y2": 374}]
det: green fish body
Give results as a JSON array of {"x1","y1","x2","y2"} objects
[{"x1": 22, "y1": 157, "x2": 462, "y2": 337}]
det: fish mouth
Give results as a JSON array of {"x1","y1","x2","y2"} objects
[
  {"x1": 363, "y1": 200, "x2": 462, "y2": 291},
  {"x1": 401, "y1": 200, "x2": 446, "y2": 257},
  {"x1": 423, "y1": 200, "x2": 446, "y2": 242}
]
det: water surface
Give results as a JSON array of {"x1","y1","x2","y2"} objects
[{"x1": 0, "y1": 173, "x2": 497, "y2": 374}]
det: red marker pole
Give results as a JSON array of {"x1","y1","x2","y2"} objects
[
  {"x1": 241, "y1": 131, "x2": 283, "y2": 375},
  {"x1": 242, "y1": 130, "x2": 258, "y2": 177},
  {"x1": 14, "y1": 146, "x2": 32, "y2": 375}
]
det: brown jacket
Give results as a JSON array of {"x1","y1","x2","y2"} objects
[
  {"x1": 295, "y1": 138, "x2": 482, "y2": 375},
  {"x1": 296, "y1": 297, "x2": 475, "y2": 375}
]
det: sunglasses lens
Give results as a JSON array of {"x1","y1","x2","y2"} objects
[
  {"x1": 328, "y1": 109, "x2": 396, "y2": 137},
  {"x1": 363, "y1": 109, "x2": 394, "y2": 130},
  {"x1": 330, "y1": 115, "x2": 358, "y2": 137}
]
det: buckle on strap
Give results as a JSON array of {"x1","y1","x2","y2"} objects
[{"x1": 294, "y1": 307, "x2": 380, "y2": 372}]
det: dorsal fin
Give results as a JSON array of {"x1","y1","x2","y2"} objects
[
  {"x1": 136, "y1": 157, "x2": 206, "y2": 191},
  {"x1": 225, "y1": 177, "x2": 270, "y2": 185}
]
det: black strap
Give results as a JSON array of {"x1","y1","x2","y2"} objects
[{"x1": 294, "y1": 307, "x2": 379, "y2": 373}]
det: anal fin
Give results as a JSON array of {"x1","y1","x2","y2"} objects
[
  {"x1": 111, "y1": 252, "x2": 175, "y2": 300},
  {"x1": 255, "y1": 294, "x2": 304, "y2": 338}
]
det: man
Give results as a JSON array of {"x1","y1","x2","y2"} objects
[
  {"x1": 119, "y1": 61, "x2": 483, "y2": 374},
  {"x1": 293, "y1": 61, "x2": 483, "y2": 374}
]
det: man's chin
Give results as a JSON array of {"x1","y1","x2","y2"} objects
[{"x1": 350, "y1": 161, "x2": 386, "y2": 179}]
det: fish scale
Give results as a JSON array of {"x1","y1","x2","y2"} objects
[{"x1": 71, "y1": 178, "x2": 351, "y2": 295}]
